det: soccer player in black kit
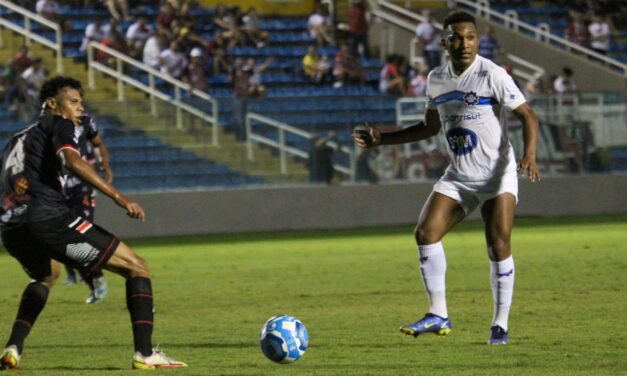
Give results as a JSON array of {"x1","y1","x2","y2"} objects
[
  {"x1": 0, "y1": 76, "x2": 186, "y2": 370},
  {"x1": 63, "y1": 114, "x2": 112, "y2": 304}
]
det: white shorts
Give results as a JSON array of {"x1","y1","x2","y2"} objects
[{"x1": 433, "y1": 172, "x2": 518, "y2": 215}]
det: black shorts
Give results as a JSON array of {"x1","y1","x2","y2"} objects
[
  {"x1": 1, "y1": 212, "x2": 120, "y2": 280},
  {"x1": 67, "y1": 193, "x2": 96, "y2": 222}
]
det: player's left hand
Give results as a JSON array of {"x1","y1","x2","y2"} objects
[
  {"x1": 114, "y1": 194, "x2": 146, "y2": 221},
  {"x1": 518, "y1": 156, "x2": 540, "y2": 182}
]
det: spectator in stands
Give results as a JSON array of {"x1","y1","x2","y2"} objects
[
  {"x1": 308, "y1": 4, "x2": 335, "y2": 46},
  {"x1": 166, "y1": 0, "x2": 195, "y2": 18},
  {"x1": 478, "y1": 25, "x2": 501, "y2": 62},
  {"x1": 241, "y1": 7, "x2": 269, "y2": 47},
  {"x1": 21, "y1": 57, "x2": 47, "y2": 112},
  {"x1": 588, "y1": 15, "x2": 610, "y2": 55},
  {"x1": 565, "y1": 10, "x2": 589, "y2": 47},
  {"x1": 553, "y1": 67, "x2": 577, "y2": 93},
  {"x1": 245, "y1": 57, "x2": 273, "y2": 97},
  {"x1": 379, "y1": 55, "x2": 406, "y2": 96},
  {"x1": 12, "y1": 46, "x2": 33, "y2": 75},
  {"x1": 182, "y1": 47, "x2": 208, "y2": 92},
  {"x1": 214, "y1": 5, "x2": 245, "y2": 48},
  {"x1": 355, "y1": 148, "x2": 378, "y2": 184},
  {"x1": 104, "y1": 0, "x2": 129, "y2": 21},
  {"x1": 347, "y1": 0, "x2": 369, "y2": 57},
  {"x1": 415, "y1": 10, "x2": 441, "y2": 71},
  {"x1": 205, "y1": 32, "x2": 232, "y2": 75},
  {"x1": 333, "y1": 44, "x2": 364, "y2": 88},
  {"x1": 80, "y1": 18, "x2": 108, "y2": 52},
  {"x1": 230, "y1": 57, "x2": 251, "y2": 140},
  {"x1": 143, "y1": 32, "x2": 166, "y2": 69},
  {"x1": 126, "y1": 17, "x2": 154, "y2": 60},
  {"x1": 35, "y1": 0, "x2": 59, "y2": 20},
  {"x1": 159, "y1": 41, "x2": 188, "y2": 79},
  {"x1": 96, "y1": 29, "x2": 128, "y2": 70},
  {"x1": 157, "y1": 2, "x2": 177, "y2": 34},
  {"x1": 174, "y1": 25, "x2": 199, "y2": 56},
  {"x1": 303, "y1": 45, "x2": 331, "y2": 84},
  {"x1": 308, "y1": 132, "x2": 338, "y2": 184},
  {"x1": 408, "y1": 63, "x2": 428, "y2": 97}
]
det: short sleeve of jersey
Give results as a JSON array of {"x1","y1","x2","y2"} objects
[
  {"x1": 84, "y1": 115, "x2": 99, "y2": 139},
  {"x1": 425, "y1": 71, "x2": 437, "y2": 110},
  {"x1": 491, "y1": 67, "x2": 526, "y2": 110},
  {"x1": 51, "y1": 117, "x2": 79, "y2": 155}
]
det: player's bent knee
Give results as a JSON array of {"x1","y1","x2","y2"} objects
[
  {"x1": 414, "y1": 226, "x2": 442, "y2": 245},
  {"x1": 127, "y1": 256, "x2": 150, "y2": 278}
]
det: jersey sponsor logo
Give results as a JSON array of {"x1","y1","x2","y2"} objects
[
  {"x1": 446, "y1": 128, "x2": 478, "y2": 156},
  {"x1": 66, "y1": 242, "x2": 98, "y2": 265},
  {"x1": 442, "y1": 113, "x2": 481, "y2": 125},
  {"x1": 475, "y1": 70, "x2": 488, "y2": 77}
]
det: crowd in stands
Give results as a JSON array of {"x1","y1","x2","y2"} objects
[
  {"x1": 3, "y1": 0, "x2": 433, "y2": 103},
  {"x1": 1, "y1": 45, "x2": 48, "y2": 120}
]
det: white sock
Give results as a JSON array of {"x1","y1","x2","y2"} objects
[
  {"x1": 417, "y1": 242, "x2": 448, "y2": 318},
  {"x1": 490, "y1": 256, "x2": 515, "y2": 331}
]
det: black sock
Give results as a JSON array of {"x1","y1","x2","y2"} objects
[
  {"x1": 126, "y1": 277, "x2": 153, "y2": 357},
  {"x1": 6, "y1": 282, "x2": 49, "y2": 354}
]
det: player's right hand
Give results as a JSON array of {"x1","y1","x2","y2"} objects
[
  {"x1": 353, "y1": 124, "x2": 381, "y2": 148},
  {"x1": 115, "y1": 194, "x2": 146, "y2": 221}
]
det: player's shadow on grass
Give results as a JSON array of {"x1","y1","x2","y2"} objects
[
  {"x1": 38, "y1": 366, "x2": 125, "y2": 371},
  {"x1": 30, "y1": 343, "x2": 128, "y2": 349},
  {"x1": 166, "y1": 342, "x2": 257, "y2": 349}
]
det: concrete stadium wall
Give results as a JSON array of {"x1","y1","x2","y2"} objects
[{"x1": 95, "y1": 174, "x2": 627, "y2": 239}]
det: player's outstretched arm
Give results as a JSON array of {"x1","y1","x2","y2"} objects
[
  {"x1": 512, "y1": 102, "x2": 540, "y2": 182},
  {"x1": 90, "y1": 134, "x2": 113, "y2": 183},
  {"x1": 61, "y1": 149, "x2": 145, "y2": 221},
  {"x1": 353, "y1": 109, "x2": 441, "y2": 148}
]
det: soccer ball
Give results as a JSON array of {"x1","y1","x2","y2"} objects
[{"x1": 259, "y1": 315, "x2": 308, "y2": 364}]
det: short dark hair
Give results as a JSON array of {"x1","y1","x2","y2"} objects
[
  {"x1": 39, "y1": 76, "x2": 83, "y2": 103},
  {"x1": 563, "y1": 67, "x2": 573, "y2": 76},
  {"x1": 442, "y1": 11, "x2": 477, "y2": 30}
]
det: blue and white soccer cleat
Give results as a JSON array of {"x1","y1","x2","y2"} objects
[
  {"x1": 85, "y1": 277, "x2": 108, "y2": 304},
  {"x1": 488, "y1": 325, "x2": 509, "y2": 345},
  {"x1": 400, "y1": 313, "x2": 452, "y2": 337}
]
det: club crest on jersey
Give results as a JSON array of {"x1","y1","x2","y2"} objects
[
  {"x1": 446, "y1": 128, "x2": 478, "y2": 156},
  {"x1": 463, "y1": 91, "x2": 478, "y2": 106}
]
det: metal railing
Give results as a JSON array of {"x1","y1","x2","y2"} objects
[
  {"x1": 452, "y1": 0, "x2": 627, "y2": 77},
  {"x1": 395, "y1": 96, "x2": 426, "y2": 126},
  {"x1": 246, "y1": 112, "x2": 355, "y2": 178},
  {"x1": 374, "y1": 0, "x2": 544, "y2": 82},
  {"x1": 87, "y1": 41, "x2": 220, "y2": 145},
  {"x1": 0, "y1": 0, "x2": 63, "y2": 73}
]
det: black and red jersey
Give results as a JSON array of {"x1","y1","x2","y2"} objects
[{"x1": 0, "y1": 114, "x2": 80, "y2": 227}]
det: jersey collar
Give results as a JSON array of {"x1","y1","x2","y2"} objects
[{"x1": 447, "y1": 55, "x2": 479, "y2": 79}]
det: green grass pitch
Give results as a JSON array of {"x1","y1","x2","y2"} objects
[{"x1": 0, "y1": 215, "x2": 625, "y2": 375}]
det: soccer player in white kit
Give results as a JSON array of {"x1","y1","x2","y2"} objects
[{"x1": 353, "y1": 11, "x2": 540, "y2": 344}]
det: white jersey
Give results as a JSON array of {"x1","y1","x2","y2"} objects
[{"x1": 426, "y1": 55, "x2": 526, "y2": 181}]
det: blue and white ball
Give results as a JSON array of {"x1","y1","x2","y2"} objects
[{"x1": 259, "y1": 315, "x2": 308, "y2": 364}]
